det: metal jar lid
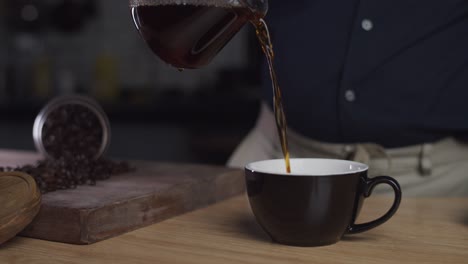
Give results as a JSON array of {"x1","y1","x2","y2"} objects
[{"x1": 33, "y1": 95, "x2": 111, "y2": 160}]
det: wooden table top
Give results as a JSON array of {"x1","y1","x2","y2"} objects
[{"x1": 1, "y1": 194, "x2": 467, "y2": 264}]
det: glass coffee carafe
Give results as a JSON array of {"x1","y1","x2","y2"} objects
[
  {"x1": 129, "y1": 0, "x2": 268, "y2": 69},
  {"x1": 128, "y1": 0, "x2": 292, "y2": 173}
]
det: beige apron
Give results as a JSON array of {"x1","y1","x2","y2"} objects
[{"x1": 228, "y1": 103, "x2": 468, "y2": 197}]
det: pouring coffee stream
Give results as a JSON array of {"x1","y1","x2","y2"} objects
[
  {"x1": 253, "y1": 18, "x2": 291, "y2": 173},
  {"x1": 130, "y1": 0, "x2": 291, "y2": 173}
]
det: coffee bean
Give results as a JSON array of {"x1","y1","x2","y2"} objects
[
  {"x1": 1, "y1": 101, "x2": 134, "y2": 194},
  {"x1": 1, "y1": 158, "x2": 133, "y2": 193},
  {"x1": 42, "y1": 104, "x2": 103, "y2": 160}
]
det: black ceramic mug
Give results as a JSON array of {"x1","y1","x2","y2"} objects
[{"x1": 245, "y1": 158, "x2": 402, "y2": 247}]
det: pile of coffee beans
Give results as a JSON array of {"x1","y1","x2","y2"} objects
[
  {"x1": 3, "y1": 102, "x2": 133, "y2": 194},
  {"x1": 0, "y1": 158, "x2": 132, "y2": 193}
]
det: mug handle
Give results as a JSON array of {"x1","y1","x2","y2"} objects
[{"x1": 348, "y1": 176, "x2": 402, "y2": 234}]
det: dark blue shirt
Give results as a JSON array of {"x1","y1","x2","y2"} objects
[{"x1": 263, "y1": 0, "x2": 468, "y2": 148}]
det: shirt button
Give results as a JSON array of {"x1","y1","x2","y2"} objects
[
  {"x1": 361, "y1": 19, "x2": 373, "y2": 31},
  {"x1": 345, "y1": 90, "x2": 356, "y2": 102}
]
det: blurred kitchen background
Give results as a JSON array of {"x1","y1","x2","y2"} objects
[{"x1": 0, "y1": 0, "x2": 263, "y2": 165}]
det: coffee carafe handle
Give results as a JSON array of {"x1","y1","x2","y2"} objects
[{"x1": 348, "y1": 176, "x2": 402, "y2": 234}]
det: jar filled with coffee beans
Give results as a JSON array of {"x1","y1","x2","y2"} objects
[
  {"x1": 1, "y1": 95, "x2": 132, "y2": 193},
  {"x1": 33, "y1": 95, "x2": 111, "y2": 160}
]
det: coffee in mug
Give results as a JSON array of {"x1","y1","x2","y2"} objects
[{"x1": 245, "y1": 158, "x2": 402, "y2": 247}]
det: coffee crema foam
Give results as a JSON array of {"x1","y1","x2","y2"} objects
[{"x1": 129, "y1": 0, "x2": 242, "y2": 8}]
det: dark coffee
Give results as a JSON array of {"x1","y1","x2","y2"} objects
[
  {"x1": 131, "y1": 3, "x2": 260, "y2": 69},
  {"x1": 245, "y1": 159, "x2": 402, "y2": 246}
]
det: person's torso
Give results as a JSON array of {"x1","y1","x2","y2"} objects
[{"x1": 263, "y1": 0, "x2": 468, "y2": 147}]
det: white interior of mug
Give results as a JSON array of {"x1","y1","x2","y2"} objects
[{"x1": 245, "y1": 158, "x2": 368, "y2": 176}]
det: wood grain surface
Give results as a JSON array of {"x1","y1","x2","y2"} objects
[
  {"x1": 0, "y1": 195, "x2": 467, "y2": 264},
  {"x1": 0, "y1": 150, "x2": 245, "y2": 245},
  {"x1": 0, "y1": 172, "x2": 41, "y2": 245}
]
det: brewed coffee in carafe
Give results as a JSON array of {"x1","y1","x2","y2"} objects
[
  {"x1": 129, "y1": 0, "x2": 290, "y2": 173},
  {"x1": 130, "y1": 0, "x2": 267, "y2": 69}
]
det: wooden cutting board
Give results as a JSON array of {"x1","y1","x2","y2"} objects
[{"x1": 0, "y1": 150, "x2": 245, "y2": 245}]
